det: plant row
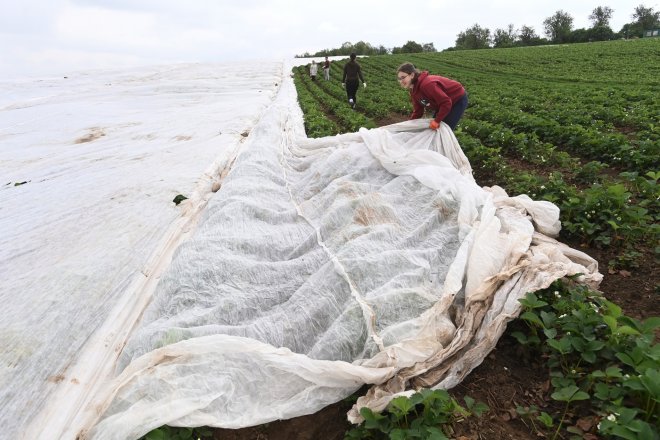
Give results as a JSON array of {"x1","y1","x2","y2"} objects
[{"x1": 344, "y1": 279, "x2": 659, "y2": 440}]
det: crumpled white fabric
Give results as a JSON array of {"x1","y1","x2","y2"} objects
[{"x1": 82, "y1": 72, "x2": 601, "y2": 440}]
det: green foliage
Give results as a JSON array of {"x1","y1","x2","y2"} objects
[
  {"x1": 296, "y1": 40, "x2": 389, "y2": 57},
  {"x1": 516, "y1": 405, "x2": 555, "y2": 433},
  {"x1": 390, "y1": 41, "x2": 437, "y2": 54},
  {"x1": 455, "y1": 24, "x2": 491, "y2": 49},
  {"x1": 560, "y1": 179, "x2": 656, "y2": 250},
  {"x1": 139, "y1": 426, "x2": 213, "y2": 440},
  {"x1": 543, "y1": 10, "x2": 574, "y2": 43},
  {"x1": 589, "y1": 6, "x2": 614, "y2": 28},
  {"x1": 344, "y1": 389, "x2": 488, "y2": 439},
  {"x1": 573, "y1": 161, "x2": 608, "y2": 186},
  {"x1": 631, "y1": 5, "x2": 660, "y2": 33},
  {"x1": 516, "y1": 281, "x2": 660, "y2": 439}
]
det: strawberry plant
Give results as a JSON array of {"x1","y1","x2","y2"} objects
[
  {"x1": 516, "y1": 281, "x2": 659, "y2": 439},
  {"x1": 345, "y1": 389, "x2": 488, "y2": 440}
]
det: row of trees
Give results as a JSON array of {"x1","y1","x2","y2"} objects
[
  {"x1": 296, "y1": 4, "x2": 659, "y2": 57},
  {"x1": 455, "y1": 4, "x2": 660, "y2": 49},
  {"x1": 296, "y1": 40, "x2": 437, "y2": 58}
]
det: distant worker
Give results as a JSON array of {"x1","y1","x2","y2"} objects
[
  {"x1": 396, "y1": 62, "x2": 468, "y2": 131},
  {"x1": 309, "y1": 60, "x2": 318, "y2": 81},
  {"x1": 323, "y1": 56, "x2": 331, "y2": 80},
  {"x1": 342, "y1": 53, "x2": 366, "y2": 109}
]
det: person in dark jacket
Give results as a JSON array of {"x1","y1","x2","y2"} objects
[
  {"x1": 396, "y1": 62, "x2": 467, "y2": 130},
  {"x1": 342, "y1": 53, "x2": 366, "y2": 109}
]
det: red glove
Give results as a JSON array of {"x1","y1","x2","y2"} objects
[{"x1": 429, "y1": 120, "x2": 440, "y2": 130}]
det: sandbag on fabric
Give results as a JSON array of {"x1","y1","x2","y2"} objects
[{"x1": 84, "y1": 73, "x2": 601, "y2": 440}]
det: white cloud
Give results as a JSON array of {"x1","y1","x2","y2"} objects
[
  {"x1": 55, "y1": 5, "x2": 161, "y2": 50},
  {"x1": 0, "y1": 0, "x2": 645, "y2": 79}
]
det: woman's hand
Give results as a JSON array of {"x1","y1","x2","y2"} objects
[{"x1": 429, "y1": 120, "x2": 439, "y2": 130}]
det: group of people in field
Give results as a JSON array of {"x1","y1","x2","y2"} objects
[{"x1": 308, "y1": 53, "x2": 467, "y2": 131}]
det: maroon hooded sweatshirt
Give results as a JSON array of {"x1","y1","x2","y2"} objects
[{"x1": 409, "y1": 71, "x2": 465, "y2": 122}]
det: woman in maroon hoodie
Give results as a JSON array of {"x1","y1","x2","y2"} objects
[{"x1": 396, "y1": 62, "x2": 468, "y2": 131}]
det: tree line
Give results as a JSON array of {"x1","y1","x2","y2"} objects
[
  {"x1": 296, "y1": 40, "x2": 438, "y2": 58},
  {"x1": 454, "y1": 4, "x2": 659, "y2": 50},
  {"x1": 296, "y1": 4, "x2": 659, "y2": 57}
]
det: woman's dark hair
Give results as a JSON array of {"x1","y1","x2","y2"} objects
[{"x1": 397, "y1": 62, "x2": 419, "y2": 75}]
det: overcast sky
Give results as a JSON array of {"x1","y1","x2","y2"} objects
[{"x1": 0, "y1": 0, "x2": 651, "y2": 80}]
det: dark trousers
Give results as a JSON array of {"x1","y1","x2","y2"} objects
[
  {"x1": 346, "y1": 79, "x2": 359, "y2": 103},
  {"x1": 438, "y1": 93, "x2": 468, "y2": 130}
]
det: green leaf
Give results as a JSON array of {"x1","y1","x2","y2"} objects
[
  {"x1": 389, "y1": 395, "x2": 415, "y2": 419},
  {"x1": 426, "y1": 426, "x2": 449, "y2": 440},
  {"x1": 540, "y1": 310, "x2": 557, "y2": 327},
  {"x1": 543, "y1": 327, "x2": 557, "y2": 339},
  {"x1": 603, "y1": 315, "x2": 618, "y2": 333},
  {"x1": 145, "y1": 429, "x2": 166, "y2": 440},
  {"x1": 510, "y1": 331, "x2": 528, "y2": 344},
  {"x1": 634, "y1": 420, "x2": 657, "y2": 439},
  {"x1": 585, "y1": 340, "x2": 605, "y2": 352},
  {"x1": 605, "y1": 366, "x2": 623, "y2": 378},
  {"x1": 593, "y1": 383, "x2": 612, "y2": 400},
  {"x1": 178, "y1": 428, "x2": 193, "y2": 439},
  {"x1": 519, "y1": 293, "x2": 547, "y2": 309},
  {"x1": 609, "y1": 424, "x2": 638, "y2": 440},
  {"x1": 647, "y1": 343, "x2": 660, "y2": 362},
  {"x1": 581, "y1": 350, "x2": 596, "y2": 363},
  {"x1": 547, "y1": 337, "x2": 572, "y2": 354},
  {"x1": 572, "y1": 391, "x2": 589, "y2": 401},
  {"x1": 603, "y1": 301, "x2": 622, "y2": 319},
  {"x1": 360, "y1": 407, "x2": 389, "y2": 431},
  {"x1": 640, "y1": 317, "x2": 660, "y2": 334},
  {"x1": 472, "y1": 402, "x2": 489, "y2": 417},
  {"x1": 606, "y1": 220, "x2": 620, "y2": 230},
  {"x1": 617, "y1": 346, "x2": 647, "y2": 369},
  {"x1": 616, "y1": 325, "x2": 641, "y2": 336},
  {"x1": 639, "y1": 368, "x2": 660, "y2": 398},
  {"x1": 616, "y1": 352, "x2": 637, "y2": 368},
  {"x1": 408, "y1": 391, "x2": 425, "y2": 407},
  {"x1": 623, "y1": 376, "x2": 645, "y2": 392},
  {"x1": 520, "y1": 311, "x2": 544, "y2": 327},
  {"x1": 551, "y1": 385, "x2": 589, "y2": 402},
  {"x1": 570, "y1": 336, "x2": 585, "y2": 352},
  {"x1": 537, "y1": 412, "x2": 553, "y2": 428}
]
